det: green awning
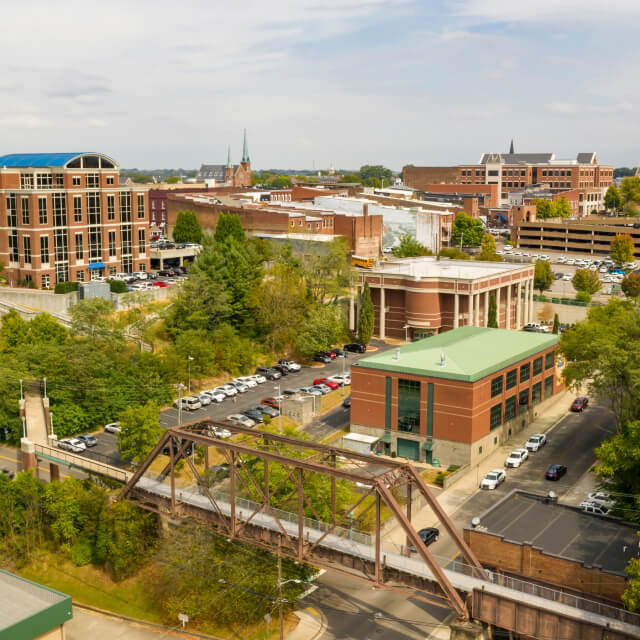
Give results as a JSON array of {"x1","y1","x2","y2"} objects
[
  {"x1": 380, "y1": 432, "x2": 392, "y2": 444},
  {"x1": 422, "y1": 441, "x2": 433, "y2": 451}
]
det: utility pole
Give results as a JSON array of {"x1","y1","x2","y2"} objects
[
  {"x1": 187, "y1": 355, "x2": 194, "y2": 394},
  {"x1": 174, "y1": 383, "x2": 186, "y2": 425},
  {"x1": 278, "y1": 547, "x2": 284, "y2": 640}
]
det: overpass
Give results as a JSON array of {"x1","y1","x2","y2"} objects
[{"x1": 116, "y1": 419, "x2": 640, "y2": 640}]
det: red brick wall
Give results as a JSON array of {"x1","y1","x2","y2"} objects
[{"x1": 402, "y1": 166, "x2": 460, "y2": 189}]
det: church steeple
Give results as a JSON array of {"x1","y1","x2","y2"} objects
[
  {"x1": 241, "y1": 128, "x2": 250, "y2": 163},
  {"x1": 226, "y1": 145, "x2": 232, "y2": 169},
  {"x1": 509, "y1": 139, "x2": 514, "y2": 154}
]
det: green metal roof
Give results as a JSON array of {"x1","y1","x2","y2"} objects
[{"x1": 355, "y1": 327, "x2": 558, "y2": 382}]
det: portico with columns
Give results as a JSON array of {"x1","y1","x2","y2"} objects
[{"x1": 355, "y1": 257, "x2": 535, "y2": 340}]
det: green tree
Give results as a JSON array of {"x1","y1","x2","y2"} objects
[
  {"x1": 172, "y1": 210, "x2": 203, "y2": 244},
  {"x1": 532, "y1": 199, "x2": 554, "y2": 219},
  {"x1": 555, "y1": 197, "x2": 572, "y2": 217},
  {"x1": 476, "y1": 233, "x2": 502, "y2": 261},
  {"x1": 359, "y1": 165, "x2": 393, "y2": 187},
  {"x1": 214, "y1": 211, "x2": 245, "y2": 245},
  {"x1": 487, "y1": 295, "x2": 497, "y2": 328},
  {"x1": 552, "y1": 313, "x2": 560, "y2": 334},
  {"x1": 604, "y1": 185, "x2": 623, "y2": 211},
  {"x1": 534, "y1": 260, "x2": 554, "y2": 294},
  {"x1": 624, "y1": 202, "x2": 640, "y2": 217},
  {"x1": 622, "y1": 272, "x2": 640, "y2": 299},
  {"x1": 69, "y1": 298, "x2": 122, "y2": 345},
  {"x1": 451, "y1": 212, "x2": 484, "y2": 247},
  {"x1": 438, "y1": 247, "x2": 470, "y2": 260},
  {"x1": 338, "y1": 173, "x2": 361, "y2": 183},
  {"x1": 0, "y1": 310, "x2": 29, "y2": 354},
  {"x1": 621, "y1": 176, "x2": 640, "y2": 203},
  {"x1": 391, "y1": 234, "x2": 433, "y2": 258},
  {"x1": 165, "y1": 176, "x2": 180, "y2": 184},
  {"x1": 265, "y1": 175, "x2": 292, "y2": 189},
  {"x1": 296, "y1": 304, "x2": 346, "y2": 357},
  {"x1": 624, "y1": 546, "x2": 640, "y2": 611},
  {"x1": 117, "y1": 401, "x2": 162, "y2": 464},
  {"x1": 611, "y1": 234, "x2": 635, "y2": 266},
  {"x1": 28, "y1": 314, "x2": 68, "y2": 345},
  {"x1": 572, "y1": 268, "x2": 602, "y2": 296},
  {"x1": 358, "y1": 282, "x2": 374, "y2": 346}
]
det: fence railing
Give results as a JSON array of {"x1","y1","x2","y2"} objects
[{"x1": 34, "y1": 444, "x2": 130, "y2": 483}]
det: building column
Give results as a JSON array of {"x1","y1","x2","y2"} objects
[
  {"x1": 523, "y1": 280, "x2": 529, "y2": 327},
  {"x1": 529, "y1": 278, "x2": 535, "y2": 324},
  {"x1": 484, "y1": 290, "x2": 489, "y2": 327},
  {"x1": 454, "y1": 293, "x2": 459, "y2": 329},
  {"x1": 475, "y1": 293, "x2": 480, "y2": 327},
  {"x1": 468, "y1": 293, "x2": 474, "y2": 326},
  {"x1": 516, "y1": 282, "x2": 522, "y2": 329},
  {"x1": 496, "y1": 287, "x2": 501, "y2": 328},
  {"x1": 349, "y1": 288, "x2": 356, "y2": 332},
  {"x1": 379, "y1": 286, "x2": 386, "y2": 339},
  {"x1": 506, "y1": 285, "x2": 511, "y2": 330}
]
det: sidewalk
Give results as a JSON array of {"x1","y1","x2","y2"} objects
[
  {"x1": 285, "y1": 607, "x2": 326, "y2": 640},
  {"x1": 386, "y1": 389, "x2": 578, "y2": 544}
]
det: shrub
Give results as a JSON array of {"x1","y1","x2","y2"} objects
[
  {"x1": 575, "y1": 290, "x2": 592, "y2": 303},
  {"x1": 54, "y1": 281, "x2": 79, "y2": 294},
  {"x1": 107, "y1": 279, "x2": 127, "y2": 294}
]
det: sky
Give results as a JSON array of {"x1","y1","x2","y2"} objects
[{"x1": 0, "y1": 0, "x2": 638, "y2": 171}]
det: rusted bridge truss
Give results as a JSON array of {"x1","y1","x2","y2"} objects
[{"x1": 119, "y1": 418, "x2": 488, "y2": 620}]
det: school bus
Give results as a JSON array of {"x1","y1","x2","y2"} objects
[{"x1": 351, "y1": 255, "x2": 375, "y2": 269}]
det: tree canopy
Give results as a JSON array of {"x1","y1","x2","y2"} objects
[
  {"x1": 359, "y1": 165, "x2": 393, "y2": 187},
  {"x1": 622, "y1": 272, "x2": 640, "y2": 299},
  {"x1": 604, "y1": 185, "x2": 623, "y2": 211},
  {"x1": 572, "y1": 268, "x2": 601, "y2": 296},
  {"x1": 117, "y1": 401, "x2": 162, "y2": 464},
  {"x1": 534, "y1": 260, "x2": 554, "y2": 294},
  {"x1": 391, "y1": 234, "x2": 433, "y2": 258},
  {"x1": 621, "y1": 176, "x2": 640, "y2": 204},
  {"x1": 611, "y1": 234, "x2": 635, "y2": 266},
  {"x1": 532, "y1": 197, "x2": 572, "y2": 219},
  {"x1": 476, "y1": 233, "x2": 502, "y2": 261},
  {"x1": 451, "y1": 212, "x2": 484, "y2": 246},
  {"x1": 172, "y1": 210, "x2": 203, "y2": 244},
  {"x1": 358, "y1": 282, "x2": 374, "y2": 346}
]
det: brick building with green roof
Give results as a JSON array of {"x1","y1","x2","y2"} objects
[{"x1": 350, "y1": 327, "x2": 563, "y2": 466}]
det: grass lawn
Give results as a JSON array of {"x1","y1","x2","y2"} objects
[{"x1": 320, "y1": 385, "x2": 350, "y2": 413}]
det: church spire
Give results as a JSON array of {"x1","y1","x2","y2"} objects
[
  {"x1": 242, "y1": 128, "x2": 250, "y2": 163},
  {"x1": 509, "y1": 138, "x2": 514, "y2": 154},
  {"x1": 226, "y1": 145, "x2": 232, "y2": 169}
]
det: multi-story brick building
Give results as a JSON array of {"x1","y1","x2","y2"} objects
[
  {"x1": 195, "y1": 130, "x2": 252, "y2": 188},
  {"x1": 350, "y1": 327, "x2": 562, "y2": 465},
  {"x1": 403, "y1": 148, "x2": 614, "y2": 214},
  {"x1": 0, "y1": 152, "x2": 149, "y2": 287}
]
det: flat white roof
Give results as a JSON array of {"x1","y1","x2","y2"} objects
[
  {"x1": 372, "y1": 257, "x2": 529, "y2": 280},
  {"x1": 343, "y1": 433, "x2": 380, "y2": 444}
]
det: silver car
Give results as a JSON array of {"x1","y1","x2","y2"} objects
[
  {"x1": 58, "y1": 438, "x2": 87, "y2": 453},
  {"x1": 229, "y1": 381, "x2": 249, "y2": 393}
]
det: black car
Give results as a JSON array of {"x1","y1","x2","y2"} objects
[
  {"x1": 545, "y1": 464, "x2": 567, "y2": 481},
  {"x1": 313, "y1": 353, "x2": 331, "y2": 363},
  {"x1": 158, "y1": 270, "x2": 175, "y2": 278},
  {"x1": 256, "y1": 366, "x2": 282, "y2": 380},
  {"x1": 554, "y1": 272, "x2": 563, "y2": 279},
  {"x1": 282, "y1": 389, "x2": 298, "y2": 396},
  {"x1": 256, "y1": 404, "x2": 280, "y2": 418},
  {"x1": 76, "y1": 434, "x2": 98, "y2": 447},
  {"x1": 242, "y1": 408, "x2": 264, "y2": 423},
  {"x1": 273, "y1": 364, "x2": 289, "y2": 376},
  {"x1": 344, "y1": 343, "x2": 367, "y2": 353},
  {"x1": 343, "y1": 396, "x2": 351, "y2": 408},
  {"x1": 332, "y1": 348, "x2": 346, "y2": 358},
  {"x1": 408, "y1": 527, "x2": 439, "y2": 552},
  {"x1": 162, "y1": 438, "x2": 193, "y2": 457}
]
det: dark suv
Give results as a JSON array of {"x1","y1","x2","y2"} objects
[
  {"x1": 408, "y1": 527, "x2": 439, "y2": 552},
  {"x1": 545, "y1": 464, "x2": 567, "y2": 481},
  {"x1": 256, "y1": 367, "x2": 281, "y2": 380},
  {"x1": 344, "y1": 343, "x2": 366, "y2": 353}
]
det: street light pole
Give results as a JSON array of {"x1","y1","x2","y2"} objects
[
  {"x1": 187, "y1": 355, "x2": 194, "y2": 394},
  {"x1": 275, "y1": 383, "x2": 282, "y2": 433},
  {"x1": 174, "y1": 383, "x2": 186, "y2": 425}
]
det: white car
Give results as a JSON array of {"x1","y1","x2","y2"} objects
[
  {"x1": 228, "y1": 381, "x2": 249, "y2": 393},
  {"x1": 579, "y1": 501, "x2": 611, "y2": 516},
  {"x1": 279, "y1": 360, "x2": 301, "y2": 372},
  {"x1": 217, "y1": 384, "x2": 238, "y2": 397},
  {"x1": 202, "y1": 389, "x2": 226, "y2": 403},
  {"x1": 209, "y1": 426, "x2": 232, "y2": 439},
  {"x1": 132, "y1": 271, "x2": 148, "y2": 280},
  {"x1": 505, "y1": 448, "x2": 529, "y2": 468},
  {"x1": 226, "y1": 413, "x2": 256, "y2": 428},
  {"x1": 174, "y1": 396, "x2": 202, "y2": 411},
  {"x1": 480, "y1": 469, "x2": 506, "y2": 490},
  {"x1": 197, "y1": 393, "x2": 212, "y2": 406},
  {"x1": 496, "y1": 250, "x2": 504, "y2": 255},
  {"x1": 556, "y1": 256, "x2": 566, "y2": 263},
  {"x1": 234, "y1": 376, "x2": 258, "y2": 388},
  {"x1": 562, "y1": 274, "x2": 572, "y2": 281},
  {"x1": 328, "y1": 374, "x2": 351, "y2": 386},
  {"x1": 588, "y1": 491, "x2": 614, "y2": 508},
  {"x1": 566, "y1": 259, "x2": 575, "y2": 265},
  {"x1": 248, "y1": 374, "x2": 267, "y2": 384},
  {"x1": 104, "y1": 422, "x2": 121, "y2": 434},
  {"x1": 58, "y1": 438, "x2": 87, "y2": 453},
  {"x1": 525, "y1": 433, "x2": 547, "y2": 451},
  {"x1": 599, "y1": 266, "x2": 608, "y2": 273}
]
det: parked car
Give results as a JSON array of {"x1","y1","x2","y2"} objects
[
  {"x1": 545, "y1": 464, "x2": 567, "y2": 481},
  {"x1": 480, "y1": 469, "x2": 506, "y2": 490},
  {"x1": 152, "y1": 281, "x2": 170, "y2": 287},
  {"x1": 273, "y1": 364, "x2": 290, "y2": 376},
  {"x1": 256, "y1": 367, "x2": 281, "y2": 380},
  {"x1": 328, "y1": 374, "x2": 351, "y2": 386},
  {"x1": 344, "y1": 343, "x2": 367, "y2": 353},
  {"x1": 132, "y1": 271, "x2": 148, "y2": 280},
  {"x1": 408, "y1": 527, "x2": 439, "y2": 552},
  {"x1": 571, "y1": 397, "x2": 589, "y2": 412},
  {"x1": 197, "y1": 393, "x2": 212, "y2": 406},
  {"x1": 226, "y1": 414, "x2": 256, "y2": 428},
  {"x1": 218, "y1": 384, "x2": 238, "y2": 397},
  {"x1": 58, "y1": 438, "x2": 87, "y2": 453},
  {"x1": 256, "y1": 404, "x2": 280, "y2": 418},
  {"x1": 525, "y1": 433, "x2": 547, "y2": 451},
  {"x1": 242, "y1": 408, "x2": 265, "y2": 423},
  {"x1": 299, "y1": 386, "x2": 323, "y2": 396},
  {"x1": 313, "y1": 378, "x2": 340, "y2": 390},
  {"x1": 313, "y1": 353, "x2": 332, "y2": 364},
  {"x1": 278, "y1": 359, "x2": 301, "y2": 372},
  {"x1": 209, "y1": 426, "x2": 232, "y2": 439},
  {"x1": 104, "y1": 422, "x2": 121, "y2": 434},
  {"x1": 323, "y1": 350, "x2": 338, "y2": 360},
  {"x1": 311, "y1": 384, "x2": 331, "y2": 395},
  {"x1": 261, "y1": 397, "x2": 282, "y2": 410},
  {"x1": 249, "y1": 374, "x2": 267, "y2": 384},
  {"x1": 587, "y1": 491, "x2": 614, "y2": 508},
  {"x1": 76, "y1": 434, "x2": 98, "y2": 447},
  {"x1": 343, "y1": 396, "x2": 351, "y2": 408},
  {"x1": 202, "y1": 389, "x2": 226, "y2": 403},
  {"x1": 282, "y1": 389, "x2": 298, "y2": 396},
  {"x1": 332, "y1": 348, "x2": 346, "y2": 358},
  {"x1": 228, "y1": 381, "x2": 249, "y2": 393},
  {"x1": 580, "y1": 501, "x2": 611, "y2": 516},
  {"x1": 174, "y1": 396, "x2": 202, "y2": 411},
  {"x1": 505, "y1": 448, "x2": 528, "y2": 468},
  {"x1": 234, "y1": 376, "x2": 258, "y2": 388}
]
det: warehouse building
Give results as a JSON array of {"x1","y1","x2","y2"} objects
[{"x1": 350, "y1": 327, "x2": 562, "y2": 466}]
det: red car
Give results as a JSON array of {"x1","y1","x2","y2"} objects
[
  {"x1": 313, "y1": 378, "x2": 339, "y2": 390},
  {"x1": 323, "y1": 350, "x2": 337, "y2": 359},
  {"x1": 261, "y1": 397, "x2": 282, "y2": 410},
  {"x1": 153, "y1": 281, "x2": 170, "y2": 287},
  {"x1": 570, "y1": 397, "x2": 588, "y2": 412}
]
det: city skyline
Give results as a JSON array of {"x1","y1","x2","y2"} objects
[{"x1": 0, "y1": 0, "x2": 638, "y2": 169}]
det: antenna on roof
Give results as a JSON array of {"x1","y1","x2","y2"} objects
[
  {"x1": 393, "y1": 348, "x2": 400, "y2": 361},
  {"x1": 440, "y1": 352, "x2": 446, "y2": 367}
]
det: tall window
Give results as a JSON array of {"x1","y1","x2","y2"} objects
[
  {"x1": 545, "y1": 352, "x2": 555, "y2": 370},
  {"x1": 398, "y1": 379, "x2": 420, "y2": 433},
  {"x1": 20, "y1": 174, "x2": 34, "y2": 189},
  {"x1": 21, "y1": 197, "x2": 29, "y2": 225},
  {"x1": 137, "y1": 194, "x2": 145, "y2": 218},
  {"x1": 42, "y1": 274, "x2": 51, "y2": 288},
  {"x1": 36, "y1": 173, "x2": 52, "y2": 189},
  {"x1": 108, "y1": 231, "x2": 117, "y2": 257},
  {"x1": 504, "y1": 396, "x2": 517, "y2": 421},
  {"x1": 506, "y1": 369, "x2": 517, "y2": 389},
  {"x1": 520, "y1": 363, "x2": 530, "y2": 383},
  {"x1": 120, "y1": 193, "x2": 131, "y2": 222},
  {"x1": 52, "y1": 193, "x2": 67, "y2": 227},
  {"x1": 38, "y1": 197, "x2": 48, "y2": 225},
  {"x1": 491, "y1": 376, "x2": 503, "y2": 398},
  {"x1": 6, "y1": 194, "x2": 17, "y2": 226},
  {"x1": 138, "y1": 228, "x2": 146, "y2": 255},
  {"x1": 86, "y1": 173, "x2": 99, "y2": 188},
  {"x1": 533, "y1": 357, "x2": 543, "y2": 376},
  {"x1": 490, "y1": 404, "x2": 502, "y2": 430},
  {"x1": 54, "y1": 228, "x2": 68, "y2": 261},
  {"x1": 40, "y1": 236, "x2": 50, "y2": 263},
  {"x1": 23, "y1": 236, "x2": 31, "y2": 264},
  {"x1": 73, "y1": 195, "x2": 82, "y2": 222},
  {"x1": 532, "y1": 382, "x2": 542, "y2": 406},
  {"x1": 8, "y1": 232, "x2": 18, "y2": 262},
  {"x1": 107, "y1": 195, "x2": 115, "y2": 220},
  {"x1": 121, "y1": 226, "x2": 132, "y2": 256},
  {"x1": 87, "y1": 193, "x2": 101, "y2": 224},
  {"x1": 75, "y1": 233, "x2": 83, "y2": 260}
]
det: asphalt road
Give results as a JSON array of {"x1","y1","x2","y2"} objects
[{"x1": 422, "y1": 402, "x2": 616, "y2": 567}]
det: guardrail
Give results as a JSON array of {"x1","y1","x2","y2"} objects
[{"x1": 34, "y1": 444, "x2": 130, "y2": 483}]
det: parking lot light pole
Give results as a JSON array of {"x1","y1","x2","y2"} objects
[
  {"x1": 187, "y1": 355, "x2": 194, "y2": 394},
  {"x1": 274, "y1": 383, "x2": 282, "y2": 433}
]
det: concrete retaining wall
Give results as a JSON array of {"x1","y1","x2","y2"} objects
[{"x1": 0, "y1": 287, "x2": 78, "y2": 313}]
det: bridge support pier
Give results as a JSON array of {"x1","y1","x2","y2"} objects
[
  {"x1": 449, "y1": 620, "x2": 487, "y2": 640},
  {"x1": 20, "y1": 437, "x2": 36, "y2": 474},
  {"x1": 49, "y1": 463, "x2": 60, "y2": 482}
]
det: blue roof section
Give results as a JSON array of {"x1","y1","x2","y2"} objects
[{"x1": 0, "y1": 153, "x2": 87, "y2": 167}]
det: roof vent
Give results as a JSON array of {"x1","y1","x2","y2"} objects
[
  {"x1": 393, "y1": 348, "x2": 400, "y2": 361},
  {"x1": 440, "y1": 352, "x2": 446, "y2": 367}
]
